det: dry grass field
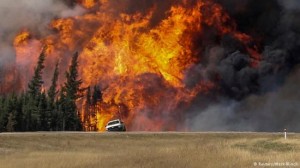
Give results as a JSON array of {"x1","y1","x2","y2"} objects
[{"x1": 0, "y1": 132, "x2": 299, "y2": 168}]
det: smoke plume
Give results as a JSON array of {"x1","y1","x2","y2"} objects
[{"x1": 187, "y1": 0, "x2": 300, "y2": 132}]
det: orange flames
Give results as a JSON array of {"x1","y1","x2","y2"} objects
[
  {"x1": 13, "y1": 0, "x2": 260, "y2": 131},
  {"x1": 79, "y1": 0, "x2": 97, "y2": 8}
]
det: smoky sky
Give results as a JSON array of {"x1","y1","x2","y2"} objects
[
  {"x1": 0, "y1": 0, "x2": 85, "y2": 66},
  {"x1": 1, "y1": 0, "x2": 70, "y2": 41}
]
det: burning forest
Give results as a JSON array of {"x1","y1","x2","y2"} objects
[{"x1": 0, "y1": 0, "x2": 299, "y2": 132}]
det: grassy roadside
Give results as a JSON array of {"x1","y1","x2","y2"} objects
[{"x1": 0, "y1": 132, "x2": 299, "y2": 168}]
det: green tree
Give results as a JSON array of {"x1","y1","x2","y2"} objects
[
  {"x1": 13, "y1": 93, "x2": 24, "y2": 131},
  {"x1": 47, "y1": 61, "x2": 60, "y2": 131},
  {"x1": 0, "y1": 94, "x2": 18, "y2": 132},
  {"x1": 63, "y1": 52, "x2": 83, "y2": 131},
  {"x1": 0, "y1": 96, "x2": 9, "y2": 131},
  {"x1": 26, "y1": 49, "x2": 46, "y2": 131},
  {"x1": 22, "y1": 93, "x2": 33, "y2": 131},
  {"x1": 48, "y1": 61, "x2": 59, "y2": 106},
  {"x1": 14, "y1": 93, "x2": 24, "y2": 131},
  {"x1": 0, "y1": 96, "x2": 5, "y2": 131},
  {"x1": 50, "y1": 99, "x2": 61, "y2": 131},
  {"x1": 6, "y1": 112, "x2": 16, "y2": 132},
  {"x1": 83, "y1": 86, "x2": 91, "y2": 131},
  {"x1": 39, "y1": 92, "x2": 48, "y2": 131},
  {"x1": 28, "y1": 50, "x2": 46, "y2": 98},
  {"x1": 58, "y1": 86, "x2": 67, "y2": 131}
]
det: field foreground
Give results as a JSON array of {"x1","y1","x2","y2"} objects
[{"x1": 0, "y1": 132, "x2": 299, "y2": 168}]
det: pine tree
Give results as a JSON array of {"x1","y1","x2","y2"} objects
[
  {"x1": 28, "y1": 95, "x2": 39, "y2": 131},
  {"x1": 47, "y1": 61, "x2": 60, "y2": 131},
  {"x1": 63, "y1": 52, "x2": 83, "y2": 131},
  {"x1": 26, "y1": 49, "x2": 47, "y2": 131},
  {"x1": 48, "y1": 61, "x2": 59, "y2": 106},
  {"x1": 14, "y1": 93, "x2": 24, "y2": 131},
  {"x1": 58, "y1": 86, "x2": 67, "y2": 131},
  {"x1": 0, "y1": 96, "x2": 9, "y2": 132},
  {"x1": 0, "y1": 96, "x2": 4, "y2": 129},
  {"x1": 6, "y1": 113, "x2": 16, "y2": 132},
  {"x1": 84, "y1": 86, "x2": 91, "y2": 130},
  {"x1": 10, "y1": 95, "x2": 18, "y2": 129},
  {"x1": 0, "y1": 94, "x2": 17, "y2": 132},
  {"x1": 65, "y1": 52, "x2": 82, "y2": 100},
  {"x1": 22, "y1": 93, "x2": 34, "y2": 131},
  {"x1": 39, "y1": 92, "x2": 48, "y2": 131},
  {"x1": 27, "y1": 49, "x2": 46, "y2": 130},
  {"x1": 50, "y1": 98, "x2": 60, "y2": 131},
  {"x1": 28, "y1": 50, "x2": 46, "y2": 98}
]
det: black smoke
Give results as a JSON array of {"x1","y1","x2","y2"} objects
[{"x1": 187, "y1": 0, "x2": 300, "y2": 132}]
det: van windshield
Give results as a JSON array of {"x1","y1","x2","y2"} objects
[{"x1": 108, "y1": 120, "x2": 119, "y2": 125}]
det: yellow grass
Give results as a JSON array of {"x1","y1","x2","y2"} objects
[{"x1": 0, "y1": 132, "x2": 299, "y2": 168}]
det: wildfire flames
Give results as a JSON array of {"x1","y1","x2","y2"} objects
[{"x1": 12, "y1": 0, "x2": 261, "y2": 131}]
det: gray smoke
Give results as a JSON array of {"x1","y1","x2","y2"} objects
[
  {"x1": 187, "y1": 101, "x2": 254, "y2": 131},
  {"x1": 0, "y1": 0, "x2": 85, "y2": 66},
  {"x1": 188, "y1": 67, "x2": 300, "y2": 132},
  {"x1": 187, "y1": 0, "x2": 300, "y2": 132},
  {"x1": 280, "y1": 0, "x2": 300, "y2": 10}
]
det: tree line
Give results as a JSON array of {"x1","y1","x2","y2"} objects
[{"x1": 0, "y1": 50, "x2": 95, "y2": 132}]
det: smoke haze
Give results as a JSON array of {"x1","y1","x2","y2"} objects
[
  {"x1": 188, "y1": 66, "x2": 300, "y2": 132},
  {"x1": 0, "y1": 0, "x2": 85, "y2": 65}
]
